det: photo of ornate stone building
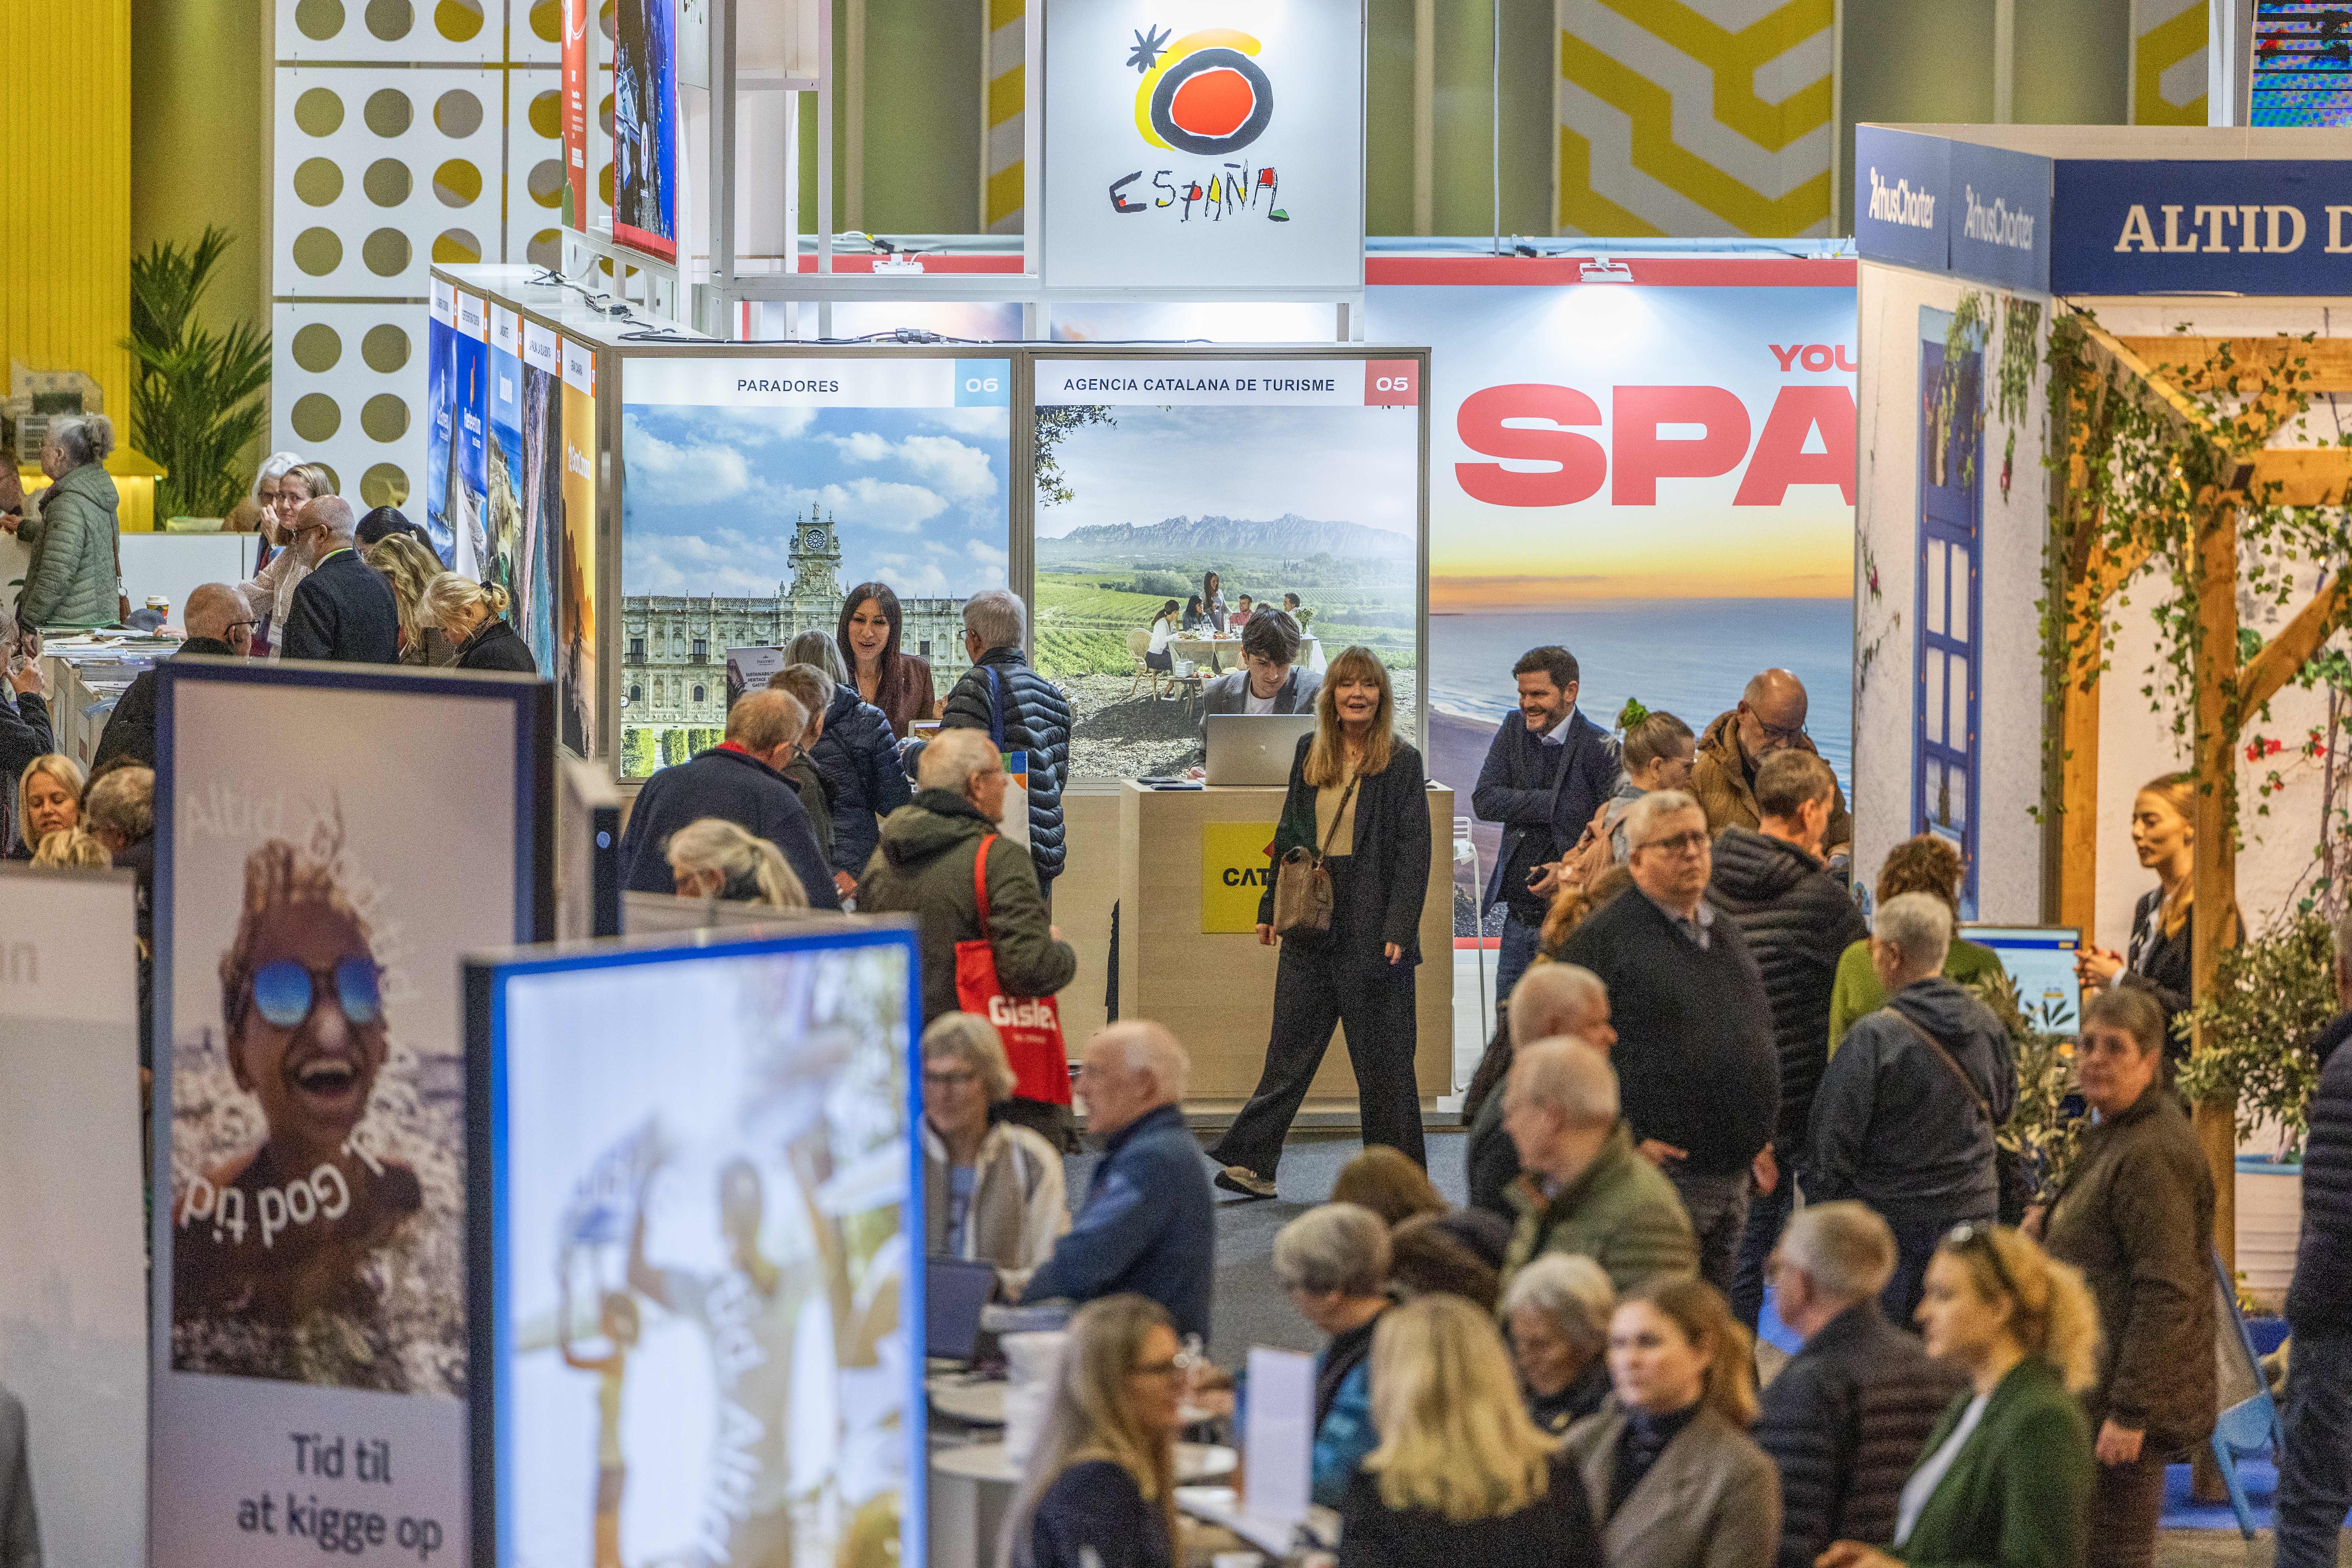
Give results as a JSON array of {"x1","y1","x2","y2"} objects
[{"x1": 620, "y1": 505, "x2": 971, "y2": 772}]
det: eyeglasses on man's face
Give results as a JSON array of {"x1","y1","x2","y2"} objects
[{"x1": 1636, "y1": 830, "x2": 1709, "y2": 857}]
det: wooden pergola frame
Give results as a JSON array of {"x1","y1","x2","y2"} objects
[{"x1": 2046, "y1": 313, "x2": 2352, "y2": 1266}]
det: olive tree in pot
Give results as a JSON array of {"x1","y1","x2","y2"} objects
[{"x1": 2179, "y1": 912, "x2": 2341, "y2": 1297}]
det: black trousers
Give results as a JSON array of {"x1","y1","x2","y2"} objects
[{"x1": 1209, "y1": 866, "x2": 1424, "y2": 1177}]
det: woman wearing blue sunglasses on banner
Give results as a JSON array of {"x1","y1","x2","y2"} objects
[{"x1": 172, "y1": 839, "x2": 425, "y2": 1391}]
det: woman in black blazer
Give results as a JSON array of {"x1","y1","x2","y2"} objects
[
  {"x1": 2075, "y1": 772, "x2": 2218, "y2": 1062},
  {"x1": 1208, "y1": 645, "x2": 1430, "y2": 1196},
  {"x1": 426, "y1": 576, "x2": 539, "y2": 673}
]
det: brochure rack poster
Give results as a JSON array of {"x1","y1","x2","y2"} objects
[
  {"x1": 616, "y1": 356, "x2": 1014, "y2": 777},
  {"x1": 486, "y1": 306, "x2": 536, "y2": 654},
  {"x1": 428, "y1": 290, "x2": 490, "y2": 576},
  {"x1": 613, "y1": 0, "x2": 680, "y2": 261},
  {"x1": 1031, "y1": 356, "x2": 1421, "y2": 779},
  {"x1": 520, "y1": 321, "x2": 566, "y2": 681},
  {"x1": 470, "y1": 926, "x2": 922, "y2": 1568},
  {"x1": 562, "y1": 338, "x2": 601, "y2": 758},
  {"x1": 151, "y1": 661, "x2": 550, "y2": 1568},
  {"x1": 560, "y1": 0, "x2": 590, "y2": 229},
  {"x1": 1367, "y1": 280, "x2": 1858, "y2": 901},
  {"x1": 424, "y1": 281, "x2": 456, "y2": 563},
  {"x1": 0, "y1": 868, "x2": 147, "y2": 1568}
]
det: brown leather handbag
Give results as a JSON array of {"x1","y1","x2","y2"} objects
[{"x1": 1271, "y1": 773, "x2": 1359, "y2": 937}]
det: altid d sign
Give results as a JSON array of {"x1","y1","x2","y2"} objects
[
  {"x1": 1038, "y1": 0, "x2": 1366, "y2": 293},
  {"x1": 2053, "y1": 161, "x2": 2352, "y2": 293}
]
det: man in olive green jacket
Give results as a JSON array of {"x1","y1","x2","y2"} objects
[
  {"x1": 18, "y1": 419, "x2": 121, "y2": 628},
  {"x1": 1499, "y1": 1036, "x2": 1697, "y2": 1294}
]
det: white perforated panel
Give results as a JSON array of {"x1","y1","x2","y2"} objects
[{"x1": 273, "y1": 300, "x2": 430, "y2": 511}]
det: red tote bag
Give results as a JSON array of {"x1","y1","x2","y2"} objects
[{"x1": 954, "y1": 834, "x2": 1071, "y2": 1105}]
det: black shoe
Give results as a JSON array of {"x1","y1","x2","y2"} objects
[{"x1": 1214, "y1": 1164, "x2": 1278, "y2": 1199}]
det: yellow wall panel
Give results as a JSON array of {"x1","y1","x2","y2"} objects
[{"x1": 0, "y1": 0, "x2": 134, "y2": 423}]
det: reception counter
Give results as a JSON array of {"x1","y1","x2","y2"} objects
[{"x1": 1116, "y1": 780, "x2": 1455, "y2": 1120}]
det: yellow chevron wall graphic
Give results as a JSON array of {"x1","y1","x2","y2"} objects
[
  {"x1": 1557, "y1": 0, "x2": 1834, "y2": 239},
  {"x1": 984, "y1": 0, "x2": 1025, "y2": 233},
  {"x1": 2132, "y1": 0, "x2": 2208, "y2": 125}
]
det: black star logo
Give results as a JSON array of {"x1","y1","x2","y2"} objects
[{"x1": 1126, "y1": 24, "x2": 1171, "y2": 73}]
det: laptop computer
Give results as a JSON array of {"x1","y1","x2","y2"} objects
[
  {"x1": 1204, "y1": 713, "x2": 1318, "y2": 788},
  {"x1": 926, "y1": 1255, "x2": 999, "y2": 1362}
]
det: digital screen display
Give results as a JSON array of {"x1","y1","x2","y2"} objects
[
  {"x1": 2252, "y1": 2, "x2": 2352, "y2": 126},
  {"x1": 482, "y1": 929, "x2": 921, "y2": 1568},
  {"x1": 1965, "y1": 925, "x2": 2081, "y2": 1034}
]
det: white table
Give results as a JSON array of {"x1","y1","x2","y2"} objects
[
  {"x1": 926, "y1": 1373, "x2": 1214, "y2": 1430},
  {"x1": 928, "y1": 1442, "x2": 1235, "y2": 1568}
]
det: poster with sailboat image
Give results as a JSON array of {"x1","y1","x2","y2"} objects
[{"x1": 426, "y1": 284, "x2": 489, "y2": 577}]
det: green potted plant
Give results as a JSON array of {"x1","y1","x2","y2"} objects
[
  {"x1": 2179, "y1": 911, "x2": 2339, "y2": 1295},
  {"x1": 119, "y1": 226, "x2": 270, "y2": 522},
  {"x1": 1966, "y1": 970, "x2": 2082, "y2": 1208}
]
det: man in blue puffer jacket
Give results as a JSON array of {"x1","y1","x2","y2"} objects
[
  {"x1": 2274, "y1": 910, "x2": 2352, "y2": 1567},
  {"x1": 806, "y1": 677, "x2": 913, "y2": 884},
  {"x1": 919, "y1": 587, "x2": 1073, "y2": 898}
]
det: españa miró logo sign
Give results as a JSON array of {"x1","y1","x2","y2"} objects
[{"x1": 1108, "y1": 23, "x2": 1288, "y2": 222}]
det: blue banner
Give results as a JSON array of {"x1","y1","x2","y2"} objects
[
  {"x1": 1855, "y1": 126, "x2": 1950, "y2": 274},
  {"x1": 2051, "y1": 160, "x2": 2352, "y2": 294},
  {"x1": 1948, "y1": 140, "x2": 2051, "y2": 292}
]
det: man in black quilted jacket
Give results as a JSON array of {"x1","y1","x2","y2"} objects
[
  {"x1": 2276, "y1": 909, "x2": 2352, "y2": 1566},
  {"x1": 1707, "y1": 747, "x2": 1866, "y2": 1329},
  {"x1": 929, "y1": 588, "x2": 1073, "y2": 899},
  {"x1": 1752, "y1": 1202, "x2": 1969, "y2": 1568}
]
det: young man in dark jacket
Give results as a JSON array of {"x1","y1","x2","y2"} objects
[
  {"x1": 1708, "y1": 748, "x2": 1868, "y2": 1329},
  {"x1": 279, "y1": 497, "x2": 399, "y2": 664},
  {"x1": 2272, "y1": 910, "x2": 2352, "y2": 1567},
  {"x1": 616, "y1": 689, "x2": 840, "y2": 910},
  {"x1": 925, "y1": 588, "x2": 1072, "y2": 896},
  {"x1": 1015, "y1": 1022, "x2": 1215, "y2": 1343},
  {"x1": 1557, "y1": 790, "x2": 1778, "y2": 1296},
  {"x1": 1471, "y1": 645, "x2": 1620, "y2": 1007},
  {"x1": 1808, "y1": 891, "x2": 2016, "y2": 1321},
  {"x1": 1752, "y1": 1201, "x2": 1969, "y2": 1568}
]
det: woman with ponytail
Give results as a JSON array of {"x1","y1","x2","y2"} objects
[
  {"x1": 1818, "y1": 1223, "x2": 2098, "y2": 1568},
  {"x1": 424, "y1": 573, "x2": 537, "y2": 672},
  {"x1": 663, "y1": 818, "x2": 807, "y2": 909}
]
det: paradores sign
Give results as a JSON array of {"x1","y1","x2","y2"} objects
[{"x1": 1040, "y1": 0, "x2": 1364, "y2": 292}]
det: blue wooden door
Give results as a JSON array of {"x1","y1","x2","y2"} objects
[{"x1": 1915, "y1": 314, "x2": 1983, "y2": 917}]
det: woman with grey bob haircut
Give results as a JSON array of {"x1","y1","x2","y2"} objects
[
  {"x1": 1273, "y1": 1202, "x2": 1393, "y2": 1508},
  {"x1": 920, "y1": 1012, "x2": 1067, "y2": 1290},
  {"x1": 1500, "y1": 1252, "x2": 1616, "y2": 1433}
]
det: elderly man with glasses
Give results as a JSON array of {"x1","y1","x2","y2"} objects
[
  {"x1": 1691, "y1": 668, "x2": 1853, "y2": 865},
  {"x1": 1555, "y1": 789, "x2": 1779, "y2": 1297},
  {"x1": 91, "y1": 583, "x2": 254, "y2": 774},
  {"x1": 616, "y1": 688, "x2": 841, "y2": 911}
]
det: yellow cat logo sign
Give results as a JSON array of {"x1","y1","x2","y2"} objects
[{"x1": 1201, "y1": 822, "x2": 1278, "y2": 933}]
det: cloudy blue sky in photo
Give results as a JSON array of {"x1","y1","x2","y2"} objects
[
  {"x1": 621, "y1": 403, "x2": 1011, "y2": 600},
  {"x1": 1036, "y1": 405, "x2": 1419, "y2": 538}
]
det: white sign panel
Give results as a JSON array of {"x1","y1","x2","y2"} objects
[
  {"x1": 1034, "y1": 356, "x2": 1417, "y2": 407},
  {"x1": 0, "y1": 869, "x2": 147, "y2": 1568},
  {"x1": 1039, "y1": 0, "x2": 1365, "y2": 292},
  {"x1": 619, "y1": 355, "x2": 1014, "y2": 409}
]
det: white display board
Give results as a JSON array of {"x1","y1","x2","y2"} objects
[
  {"x1": 0, "y1": 867, "x2": 148, "y2": 1568},
  {"x1": 1038, "y1": 0, "x2": 1365, "y2": 293}
]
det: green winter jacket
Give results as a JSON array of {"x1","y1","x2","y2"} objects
[
  {"x1": 20, "y1": 462, "x2": 120, "y2": 628},
  {"x1": 856, "y1": 788, "x2": 1077, "y2": 1027},
  {"x1": 1501, "y1": 1119, "x2": 1699, "y2": 1295}
]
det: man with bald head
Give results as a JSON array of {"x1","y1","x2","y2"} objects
[
  {"x1": 1016, "y1": 1022, "x2": 1215, "y2": 1341},
  {"x1": 1691, "y1": 668, "x2": 1853, "y2": 862},
  {"x1": 1467, "y1": 962, "x2": 1616, "y2": 1216},
  {"x1": 617, "y1": 687, "x2": 841, "y2": 909},
  {"x1": 278, "y1": 495, "x2": 399, "y2": 663},
  {"x1": 91, "y1": 583, "x2": 253, "y2": 773}
]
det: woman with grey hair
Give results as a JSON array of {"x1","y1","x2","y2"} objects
[
  {"x1": 786, "y1": 629, "x2": 912, "y2": 891},
  {"x1": 1501, "y1": 1252, "x2": 1616, "y2": 1433},
  {"x1": 15, "y1": 414, "x2": 122, "y2": 627},
  {"x1": 1273, "y1": 1202, "x2": 1393, "y2": 1507},
  {"x1": 921, "y1": 1012, "x2": 1067, "y2": 1292}
]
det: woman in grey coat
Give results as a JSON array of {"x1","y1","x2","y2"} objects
[{"x1": 14, "y1": 415, "x2": 120, "y2": 628}]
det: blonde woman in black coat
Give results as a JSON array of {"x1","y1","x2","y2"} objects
[{"x1": 1209, "y1": 645, "x2": 1430, "y2": 1196}]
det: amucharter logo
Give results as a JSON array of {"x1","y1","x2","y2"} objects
[{"x1": 1107, "y1": 23, "x2": 1289, "y2": 223}]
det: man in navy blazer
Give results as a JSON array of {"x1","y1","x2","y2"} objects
[{"x1": 1472, "y1": 645, "x2": 1621, "y2": 1006}]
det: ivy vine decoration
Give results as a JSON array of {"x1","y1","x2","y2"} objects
[{"x1": 1995, "y1": 296, "x2": 2043, "y2": 503}]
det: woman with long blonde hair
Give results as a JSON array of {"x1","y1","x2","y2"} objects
[
  {"x1": 1001, "y1": 1295, "x2": 1185, "y2": 1568},
  {"x1": 1338, "y1": 1293, "x2": 1599, "y2": 1566},
  {"x1": 1207, "y1": 646, "x2": 1430, "y2": 1198},
  {"x1": 664, "y1": 818, "x2": 806, "y2": 909},
  {"x1": 425, "y1": 573, "x2": 536, "y2": 672},
  {"x1": 1819, "y1": 1223, "x2": 2098, "y2": 1567},
  {"x1": 2075, "y1": 771, "x2": 2219, "y2": 1062},
  {"x1": 1564, "y1": 1275, "x2": 1780, "y2": 1567},
  {"x1": 365, "y1": 533, "x2": 447, "y2": 665}
]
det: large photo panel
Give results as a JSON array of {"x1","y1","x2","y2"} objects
[
  {"x1": 1369, "y1": 277, "x2": 1857, "y2": 913},
  {"x1": 472, "y1": 927, "x2": 921, "y2": 1568},
  {"x1": 1031, "y1": 355, "x2": 1424, "y2": 779},
  {"x1": 152, "y1": 661, "x2": 551, "y2": 1568},
  {"x1": 617, "y1": 355, "x2": 1014, "y2": 777}
]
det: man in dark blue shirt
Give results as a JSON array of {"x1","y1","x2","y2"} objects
[{"x1": 1019, "y1": 1021, "x2": 1215, "y2": 1343}]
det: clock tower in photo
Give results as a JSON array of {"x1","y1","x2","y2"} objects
[{"x1": 785, "y1": 505, "x2": 844, "y2": 610}]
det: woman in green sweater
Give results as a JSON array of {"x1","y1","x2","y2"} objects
[
  {"x1": 1827, "y1": 835, "x2": 2004, "y2": 1054},
  {"x1": 1819, "y1": 1223, "x2": 2098, "y2": 1568}
]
